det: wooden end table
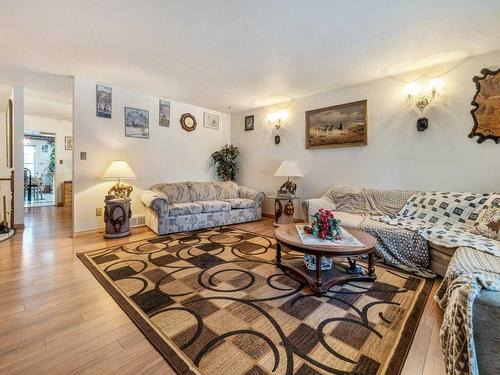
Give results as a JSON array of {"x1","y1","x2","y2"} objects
[
  {"x1": 269, "y1": 195, "x2": 300, "y2": 227},
  {"x1": 273, "y1": 224, "x2": 377, "y2": 293}
]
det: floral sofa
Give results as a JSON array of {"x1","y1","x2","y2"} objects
[{"x1": 140, "y1": 181, "x2": 265, "y2": 235}]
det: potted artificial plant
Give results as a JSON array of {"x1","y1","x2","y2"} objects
[{"x1": 211, "y1": 144, "x2": 240, "y2": 181}]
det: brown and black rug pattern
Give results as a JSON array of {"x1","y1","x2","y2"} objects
[{"x1": 78, "y1": 226, "x2": 432, "y2": 375}]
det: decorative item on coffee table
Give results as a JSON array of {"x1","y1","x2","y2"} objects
[
  {"x1": 302, "y1": 208, "x2": 340, "y2": 270},
  {"x1": 101, "y1": 160, "x2": 136, "y2": 238}
]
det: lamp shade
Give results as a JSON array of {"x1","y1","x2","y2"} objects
[
  {"x1": 273, "y1": 160, "x2": 303, "y2": 177},
  {"x1": 102, "y1": 160, "x2": 136, "y2": 180}
]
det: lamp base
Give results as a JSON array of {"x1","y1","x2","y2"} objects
[
  {"x1": 277, "y1": 179, "x2": 297, "y2": 196},
  {"x1": 108, "y1": 182, "x2": 133, "y2": 198}
]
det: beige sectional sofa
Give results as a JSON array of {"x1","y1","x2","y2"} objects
[{"x1": 140, "y1": 181, "x2": 265, "y2": 235}]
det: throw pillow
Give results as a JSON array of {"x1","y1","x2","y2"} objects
[
  {"x1": 213, "y1": 181, "x2": 238, "y2": 199},
  {"x1": 471, "y1": 205, "x2": 500, "y2": 241},
  {"x1": 186, "y1": 182, "x2": 216, "y2": 201}
]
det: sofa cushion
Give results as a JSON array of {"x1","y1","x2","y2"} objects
[
  {"x1": 152, "y1": 182, "x2": 190, "y2": 203},
  {"x1": 334, "y1": 211, "x2": 366, "y2": 228},
  {"x1": 213, "y1": 181, "x2": 239, "y2": 199},
  {"x1": 224, "y1": 198, "x2": 255, "y2": 209},
  {"x1": 471, "y1": 205, "x2": 500, "y2": 240},
  {"x1": 196, "y1": 200, "x2": 231, "y2": 213},
  {"x1": 168, "y1": 202, "x2": 203, "y2": 216},
  {"x1": 187, "y1": 182, "x2": 216, "y2": 201}
]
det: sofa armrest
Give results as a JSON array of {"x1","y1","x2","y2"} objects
[
  {"x1": 140, "y1": 190, "x2": 169, "y2": 216},
  {"x1": 302, "y1": 196, "x2": 336, "y2": 223},
  {"x1": 238, "y1": 186, "x2": 265, "y2": 206}
]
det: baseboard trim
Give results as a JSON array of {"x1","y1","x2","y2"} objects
[
  {"x1": 73, "y1": 228, "x2": 105, "y2": 238},
  {"x1": 262, "y1": 213, "x2": 304, "y2": 223}
]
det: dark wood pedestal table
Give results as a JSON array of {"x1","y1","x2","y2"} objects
[{"x1": 273, "y1": 224, "x2": 378, "y2": 294}]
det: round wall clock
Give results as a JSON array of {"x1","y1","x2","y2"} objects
[{"x1": 180, "y1": 113, "x2": 197, "y2": 132}]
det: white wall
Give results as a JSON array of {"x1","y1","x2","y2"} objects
[
  {"x1": 231, "y1": 50, "x2": 500, "y2": 217},
  {"x1": 0, "y1": 111, "x2": 6, "y2": 175},
  {"x1": 12, "y1": 86, "x2": 24, "y2": 226},
  {"x1": 24, "y1": 115, "x2": 73, "y2": 204},
  {"x1": 0, "y1": 110, "x2": 9, "y2": 220},
  {"x1": 73, "y1": 77, "x2": 231, "y2": 233}
]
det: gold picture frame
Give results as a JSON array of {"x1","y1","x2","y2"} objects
[{"x1": 305, "y1": 100, "x2": 367, "y2": 149}]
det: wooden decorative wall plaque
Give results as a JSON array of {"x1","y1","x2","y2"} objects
[{"x1": 469, "y1": 68, "x2": 500, "y2": 144}]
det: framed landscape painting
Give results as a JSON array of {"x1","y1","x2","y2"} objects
[
  {"x1": 159, "y1": 99, "x2": 170, "y2": 127},
  {"x1": 124, "y1": 107, "x2": 149, "y2": 139},
  {"x1": 305, "y1": 100, "x2": 367, "y2": 149},
  {"x1": 96, "y1": 84, "x2": 112, "y2": 118}
]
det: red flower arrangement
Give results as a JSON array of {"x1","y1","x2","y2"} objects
[{"x1": 304, "y1": 209, "x2": 342, "y2": 241}]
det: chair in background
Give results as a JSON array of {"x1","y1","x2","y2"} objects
[{"x1": 24, "y1": 168, "x2": 43, "y2": 202}]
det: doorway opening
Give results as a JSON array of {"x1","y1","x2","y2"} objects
[{"x1": 23, "y1": 130, "x2": 56, "y2": 207}]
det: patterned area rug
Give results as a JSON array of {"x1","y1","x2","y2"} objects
[{"x1": 78, "y1": 226, "x2": 432, "y2": 375}]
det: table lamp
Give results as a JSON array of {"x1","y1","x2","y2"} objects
[
  {"x1": 102, "y1": 160, "x2": 136, "y2": 198},
  {"x1": 274, "y1": 160, "x2": 303, "y2": 197}
]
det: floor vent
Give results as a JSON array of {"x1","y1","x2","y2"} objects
[{"x1": 130, "y1": 215, "x2": 146, "y2": 227}]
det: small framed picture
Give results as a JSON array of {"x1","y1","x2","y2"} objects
[
  {"x1": 159, "y1": 99, "x2": 170, "y2": 127},
  {"x1": 65, "y1": 136, "x2": 73, "y2": 150},
  {"x1": 96, "y1": 84, "x2": 112, "y2": 119},
  {"x1": 245, "y1": 115, "x2": 254, "y2": 131},
  {"x1": 203, "y1": 112, "x2": 219, "y2": 130},
  {"x1": 41, "y1": 144, "x2": 49, "y2": 153},
  {"x1": 124, "y1": 107, "x2": 150, "y2": 139}
]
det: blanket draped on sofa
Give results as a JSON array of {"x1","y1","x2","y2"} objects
[
  {"x1": 435, "y1": 247, "x2": 500, "y2": 375},
  {"x1": 359, "y1": 218, "x2": 433, "y2": 277},
  {"x1": 372, "y1": 191, "x2": 500, "y2": 375},
  {"x1": 374, "y1": 192, "x2": 500, "y2": 256}
]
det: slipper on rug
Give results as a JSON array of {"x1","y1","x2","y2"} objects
[{"x1": 0, "y1": 229, "x2": 15, "y2": 242}]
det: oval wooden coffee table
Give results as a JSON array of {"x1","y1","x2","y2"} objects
[{"x1": 273, "y1": 224, "x2": 377, "y2": 293}]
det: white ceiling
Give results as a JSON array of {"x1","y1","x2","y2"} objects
[{"x1": 0, "y1": 0, "x2": 499, "y2": 114}]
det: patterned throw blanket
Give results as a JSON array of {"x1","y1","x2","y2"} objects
[
  {"x1": 374, "y1": 192, "x2": 500, "y2": 256},
  {"x1": 435, "y1": 247, "x2": 500, "y2": 375},
  {"x1": 372, "y1": 192, "x2": 500, "y2": 375}
]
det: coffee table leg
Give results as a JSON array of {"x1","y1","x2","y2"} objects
[
  {"x1": 315, "y1": 254, "x2": 322, "y2": 291},
  {"x1": 275, "y1": 242, "x2": 282, "y2": 266},
  {"x1": 368, "y1": 252, "x2": 375, "y2": 277}
]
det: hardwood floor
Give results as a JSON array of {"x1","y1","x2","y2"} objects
[{"x1": 0, "y1": 206, "x2": 446, "y2": 374}]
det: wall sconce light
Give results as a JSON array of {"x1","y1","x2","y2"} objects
[
  {"x1": 404, "y1": 80, "x2": 442, "y2": 131},
  {"x1": 267, "y1": 110, "x2": 288, "y2": 144}
]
